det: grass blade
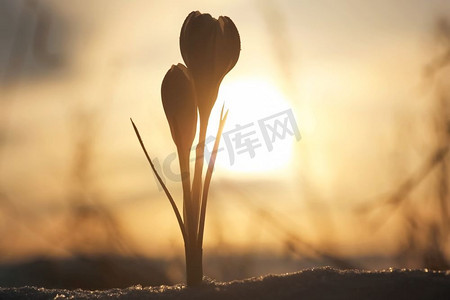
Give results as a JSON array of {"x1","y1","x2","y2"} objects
[
  {"x1": 197, "y1": 106, "x2": 228, "y2": 247},
  {"x1": 130, "y1": 118, "x2": 187, "y2": 244}
]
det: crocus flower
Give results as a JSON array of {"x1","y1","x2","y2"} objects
[
  {"x1": 133, "y1": 11, "x2": 241, "y2": 287},
  {"x1": 161, "y1": 63, "x2": 197, "y2": 152},
  {"x1": 180, "y1": 11, "x2": 240, "y2": 118}
]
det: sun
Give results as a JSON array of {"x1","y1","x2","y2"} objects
[{"x1": 206, "y1": 77, "x2": 299, "y2": 174}]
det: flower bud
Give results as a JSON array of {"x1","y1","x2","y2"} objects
[
  {"x1": 161, "y1": 63, "x2": 197, "y2": 151},
  {"x1": 180, "y1": 11, "x2": 240, "y2": 118}
]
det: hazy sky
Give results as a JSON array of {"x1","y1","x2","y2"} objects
[{"x1": 1, "y1": 0, "x2": 450, "y2": 260}]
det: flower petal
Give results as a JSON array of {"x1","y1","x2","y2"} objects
[{"x1": 161, "y1": 63, "x2": 197, "y2": 151}]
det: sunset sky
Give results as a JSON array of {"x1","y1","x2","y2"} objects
[{"x1": 1, "y1": 0, "x2": 450, "y2": 264}]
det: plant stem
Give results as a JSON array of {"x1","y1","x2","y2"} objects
[
  {"x1": 178, "y1": 148, "x2": 194, "y2": 241},
  {"x1": 185, "y1": 242, "x2": 203, "y2": 286},
  {"x1": 178, "y1": 146, "x2": 203, "y2": 287},
  {"x1": 186, "y1": 113, "x2": 211, "y2": 287},
  {"x1": 191, "y1": 117, "x2": 209, "y2": 240}
]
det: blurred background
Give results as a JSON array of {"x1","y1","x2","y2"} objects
[{"x1": 1, "y1": 0, "x2": 450, "y2": 289}]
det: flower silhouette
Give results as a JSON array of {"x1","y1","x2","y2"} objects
[
  {"x1": 180, "y1": 11, "x2": 240, "y2": 118},
  {"x1": 161, "y1": 63, "x2": 197, "y2": 153},
  {"x1": 132, "y1": 11, "x2": 239, "y2": 287}
]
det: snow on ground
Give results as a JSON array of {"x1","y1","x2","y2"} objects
[{"x1": 1, "y1": 267, "x2": 449, "y2": 300}]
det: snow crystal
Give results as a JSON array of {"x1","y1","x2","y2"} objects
[{"x1": 0, "y1": 268, "x2": 449, "y2": 300}]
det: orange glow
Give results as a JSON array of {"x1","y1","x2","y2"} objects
[
  {"x1": 208, "y1": 77, "x2": 297, "y2": 174},
  {"x1": 1, "y1": 1, "x2": 450, "y2": 282}
]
